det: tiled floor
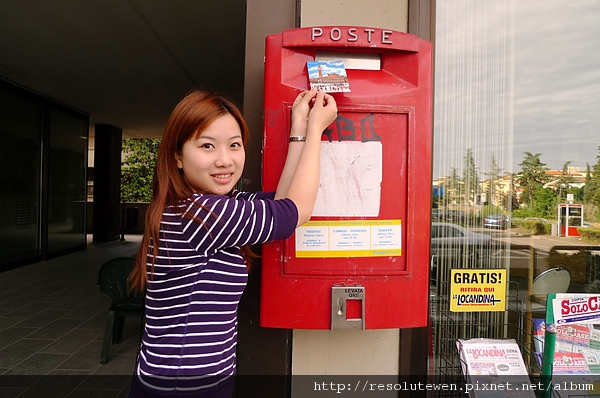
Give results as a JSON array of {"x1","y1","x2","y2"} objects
[{"x1": 0, "y1": 236, "x2": 143, "y2": 398}]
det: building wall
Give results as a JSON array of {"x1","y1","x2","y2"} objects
[
  {"x1": 300, "y1": 0, "x2": 408, "y2": 31},
  {"x1": 0, "y1": 80, "x2": 88, "y2": 270},
  {"x1": 237, "y1": 3, "x2": 297, "y2": 394}
]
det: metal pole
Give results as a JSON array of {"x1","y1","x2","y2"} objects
[
  {"x1": 120, "y1": 200, "x2": 126, "y2": 241},
  {"x1": 540, "y1": 293, "x2": 556, "y2": 398}
]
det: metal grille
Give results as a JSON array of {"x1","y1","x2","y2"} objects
[{"x1": 430, "y1": 244, "x2": 542, "y2": 396}]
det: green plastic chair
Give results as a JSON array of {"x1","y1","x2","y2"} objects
[{"x1": 97, "y1": 257, "x2": 144, "y2": 364}]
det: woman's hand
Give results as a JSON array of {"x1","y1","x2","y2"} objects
[
  {"x1": 290, "y1": 88, "x2": 318, "y2": 133},
  {"x1": 307, "y1": 90, "x2": 337, "y2": 135},
  {"x1": 291, "y1": 89, "x2": 337, "y2": 138}
]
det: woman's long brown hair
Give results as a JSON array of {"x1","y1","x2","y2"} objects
[{"x1": 129, "y1": 90, "x2": 251, "y2": 291}]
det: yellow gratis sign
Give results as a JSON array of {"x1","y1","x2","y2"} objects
[{"x1": 450, "y1": 269, "x2": 507, "y2": 312}]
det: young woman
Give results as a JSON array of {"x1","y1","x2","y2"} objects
[{"x1": 128, "y1": 88, "x2": 337, "y2": 397}]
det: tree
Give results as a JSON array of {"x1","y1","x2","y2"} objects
[
  {"x1": 585, "y1": 147, "x2": 600, "y2": 221},
  {"x1": 568, "y1": 186, "x2": 584, "y2": 203},
  {"x1": 121, "y1": 138, "x2": 161, "y2": 202},
  {"x1": 516, "y1": 152, "x2": 548, "y2": 208},
  {"x1": 446, "y1": 167, "x2": 463, "y2": 206},
  {"x1": 505, "y1": 173, "x2": 520, "y2": 212},
  {"x1": 585, "y1": 147, "x2": 600, "y2": 207},
  {"x1": 584, "y1": 163, "x2": 593, "y2": 203},
  {"x1": 484, "y1": 154, "x2": 503, "y2": 207},
  {"x1": 463, "y1": 148, "x2": 479, "y2": 205},
  {"x1": 556, "y1": 160, "x2": 575, "y2": 200},
  {"x1": 532, "y1": 187, "x2": 557, "y2": 219}
]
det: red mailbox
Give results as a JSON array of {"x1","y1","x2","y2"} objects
[{"x1": 260, "y1": 26, "x2": 432, "y2": 329}]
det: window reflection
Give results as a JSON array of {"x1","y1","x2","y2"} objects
[
  {"x1": 431, "y1": 0, "x2": 600, "y2": 382},
  {"x1": 0, "y1": 86, "x2": 43, "y2": 266},
  {"x1": 47, "y1": 106, "x2": 88, "y2": 255}
]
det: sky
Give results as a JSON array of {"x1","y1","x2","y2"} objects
[
  {"x1": 307, "y1": 60, "x2": 348, "y2": 78},
  {"x1": 433, "y1": 0, "x2": 600, "y2": 179},
  {"x1": 512, "y1": 0, "x2": 600, "y2": 171}
]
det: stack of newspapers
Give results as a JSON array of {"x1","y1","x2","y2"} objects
[{"x1": 457, "y1": 338, "x2": 535, "y2": 398}]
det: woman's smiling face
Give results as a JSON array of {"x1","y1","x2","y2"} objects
[{"x1": 176, "y1": 113, "x2": 245, "y2": 195}]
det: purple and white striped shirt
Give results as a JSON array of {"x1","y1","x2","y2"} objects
[{"x1": 135, "y1": 191, "x2": 298, "y2": 394}]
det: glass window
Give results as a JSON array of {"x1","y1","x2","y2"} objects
[
  {"x1": 47, "y1": 106, "x2": 88, "y2": 255},
  {"x1": 431, "y1": 0, "x2": 600, "y2": 380},
  {"x1": 0, "y1": 85, "x2": 43, "y2": 267}
]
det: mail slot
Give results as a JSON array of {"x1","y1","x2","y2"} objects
[{"x1": 260, "y1": 26, "x2": 433, "y2": 329}]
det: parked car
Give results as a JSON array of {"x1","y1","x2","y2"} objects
[
  {"x1": 431, "y1": 208, "x2": 444, "y2": 221},
  {"x1": 445, "y1": 210, "x2": 467, "y2": 223},
  {"x1": 431, "y1": 222, "x2": 492, "y2": 267},
  {"x1": 483, "y1": 214, "x2": 510, "y2": 229}
]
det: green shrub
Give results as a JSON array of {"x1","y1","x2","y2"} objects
[
  {"x1": 523, "y1": 220, "x2": 548, "y2": 235},
  {"x1": 511, "y1": 218, "x2": 525, "y2": 228},
  {"x1": 543, "y1": 223, "x2": 552, "y2": 234},
  {"x1": 121, "y1": 138, "x2": 161, "y2": 202},
  {"x1": 511, "y1": 208, "x2": 535, "y2": 219},
  {"x1": 578, "y1": 228, "x2": 600, "y2": 244}
]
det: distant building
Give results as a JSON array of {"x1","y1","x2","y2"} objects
[{"x1": 433, "y1": 167, "x2": 592, "y2": 209}]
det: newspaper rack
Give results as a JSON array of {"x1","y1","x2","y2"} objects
[{"x1": 538, "y1": 293, "x2": 600, "y2": 398}]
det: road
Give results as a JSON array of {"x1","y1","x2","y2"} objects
[
  {"x1": 484, "y1": 227, "x2": 586, "y2": 252},
  {"x1": 470, "y1": 227, "x2": 600, "y2": 293}
]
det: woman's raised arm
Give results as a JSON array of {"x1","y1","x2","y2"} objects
[{"x1": 275, "y1": 89, "x2": 337, "y2": 227}]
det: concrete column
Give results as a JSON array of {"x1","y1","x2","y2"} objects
[
  {"x1": 235, "y1": 1, "x2": 297, "y2": 396},
  {"x1": 290, "y1": 1, "x2": 431, "y2": 393},
  {"x1": 93, "y1": 124, "x2": 122, "y2": 242}
]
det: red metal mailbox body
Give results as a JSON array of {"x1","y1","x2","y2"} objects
[{"x1": 260, "y1": 26, "x2": 432, "y2": 329}]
